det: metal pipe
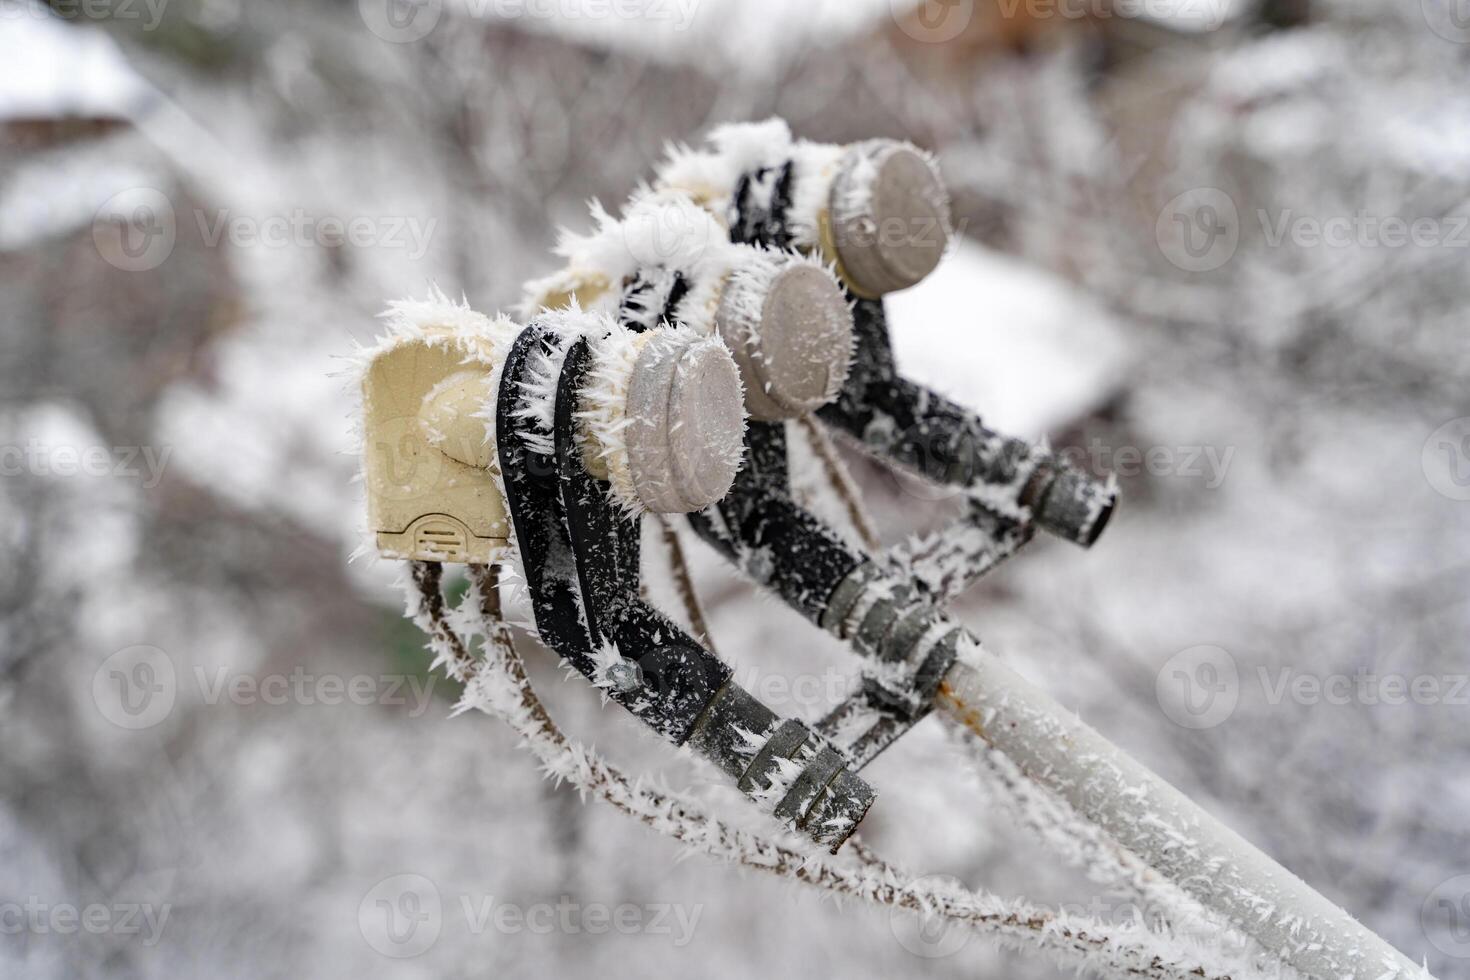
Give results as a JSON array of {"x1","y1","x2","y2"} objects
[{"x1": 933, "y1": 643, "x2": 1427, "y2": 980}]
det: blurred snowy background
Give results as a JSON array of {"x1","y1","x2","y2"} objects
[{"x1": 2, "y1": 0, "x2": 1469, "y2": 976}]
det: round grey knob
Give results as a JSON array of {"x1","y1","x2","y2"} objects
[
  {"x1": 624, "y1": 331, "x2": 745, "y2": 514},
  {"x1": 717, "y1": 258, "x2": 853, "y2": 422},
  {"x1": 830, "y1": 141, "x2": 951, "y2": 296}
]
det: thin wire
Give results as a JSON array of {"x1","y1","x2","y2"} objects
[
  {"x1": 797, "y1": 415, "x2": 882, "y2": 552},
  {"x1": 658, "y1": 517, "x2": 719, "y2": 656},
  {"x1": 405, "y1": 564, "x2": 1251, "y2": 980}
]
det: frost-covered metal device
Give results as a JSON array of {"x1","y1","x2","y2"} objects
[
  {"x1": 360, "y1": 307, "x2": 875, "y2": 850},
  {"x1": 556, "y1": 258, "x2": 973, "y2": 769},
  {"x1": 519, "y1": 196, "x2": 970, "y2": 767},
  {"x1": 517, "y1": 187, "x2": 1068, "y2": 768},
  {"x1": 361, "y1": 327, "x2": 510, "y2": 563},
  {"x1": 634, "y1": 125, "x2": 1430, "y2": 980},
  {"x1": 656, "y1": 119, "x2": 1117, "y2": 567},
  {"x1": 521, "y1": 192, "x2": 854, "y2": 425}
]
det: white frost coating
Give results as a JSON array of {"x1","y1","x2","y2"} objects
[
  {"x1": 657, "y1": 118, "x2": 942, "y2": 258},
  {"x1": 963, "y1": 439, "x2": 1042, "y2": 524},
  {"x1": 522, "y1": 189, "x2": 842, "y2": 354},
  {"x1": 587, "y1": 639, "x2": 636, "y2": 702},
  {"x1": 512, "y1": 307, "x2": 610, "y2": 458},
  {"x1": 521, "y1": 191, "x2": 738, "y2": 329},
  {"x1": 352, "y1": 287, "x2": 523, "y2": 481},
  {"x1": 823, "y1": 696, "x2": 885, "y2": 750},
  {"x1": 747, "y1": 753, "x2": 807, "y2": 812},
  {"x1": 577, "y1": 327, "x2": 644, "y2": 515},
  {"x1": 730, "y1": 724, "x2": 771, "y2": 758},
  {"x1": 786, "y1": 140, "x2": 849, "y2": 250},
  {"x1": 828, "y1": 140, "x2": 949, "y2": 250},
  {"x1": 362, "y1": 291, "x2": 539, "y2": 628},
  {"x1": 717, "y1": 246, "x2": 786, "y2": 344},
  {"x1": 887, "y1": 515, "x2": 1028, "y2": 601},
  {"x1": 656, "y1": 117, "x2": 795, "y2": 212},
  {"x1": 832, "y1": 147, "x2": 879, "y2": 221},
  {"x1": 649, "y1": 323, "x2": 747, "y2": 473},
  {"x1": 717, "y1": 247, "x2": 852, "y2": 400},
  {"x1": 938, "y1": 637, "x2": 1434, "y2": 980},
  {"x1": 401, "y1": 570, "x2": 1295, "y2": 980},
  {"x1": 619, "y1": 264, "x2": 683, "y2": 333},
  {"x1": 352, "y1": 287, "x2": 519, "y2": 403},
  {"x1": 959, "y1": 730, "x2": 1281, "y2": 960}
]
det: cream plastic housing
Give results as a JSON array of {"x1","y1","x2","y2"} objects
[{"x1": 362, "y1": 328, "x2": 509, "y2": 563}]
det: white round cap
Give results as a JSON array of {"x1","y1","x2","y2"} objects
[
  {"x1": 830, "y1": 141, "x2": 951, "y2": 296},
  {"x1": 624, "y1": 331, "x2": 745, "y2": 513},
  {"x1": 717, "y1": 259, "x2": 853, "y2": 421}
]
